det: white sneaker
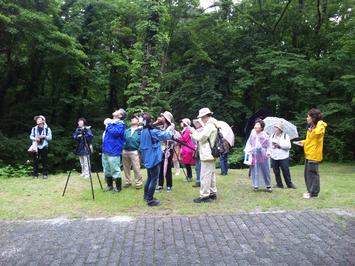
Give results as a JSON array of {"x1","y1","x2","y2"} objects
[
  {"x1": 80, "y1": 173, "x2": 85, "y2": 177},
  {"x1": 84, "y1": 175, "x2": 90, "y2": 179},
  {"x1": 303, "y1": 192, "x2": 311, "y2": 199}
]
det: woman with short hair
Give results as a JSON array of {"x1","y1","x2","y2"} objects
[{"x1": 244, "y1": 119, "x2": 272, "y2": 192}]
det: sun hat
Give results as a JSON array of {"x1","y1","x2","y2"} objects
[
  {"x1": 181, "y1": 118, "x2": 191, "y2": 126},
  {"x1": 160, "y1": 111, "x2": 173, "y2": 124},
  {"x1": 274, "y1": 122, "x2": 284, "y2": 131},
  {"x1": 197, "y1": 107, "x2": 213, "y2": 118},
  {"x1": 193, "y1": 118, "x2": 204, "y2": 128}
]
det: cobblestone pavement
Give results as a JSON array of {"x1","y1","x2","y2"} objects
[{"x1": 0, "y1": 211, "x2": 354, "y2": 266}]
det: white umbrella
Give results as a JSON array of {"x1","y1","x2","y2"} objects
[
  {"x1": 263, "y1": 117, "x2": 299, "y2": 140},
  {"x1": 217, "y1": 121, "x2": 235, "y2": 147}
]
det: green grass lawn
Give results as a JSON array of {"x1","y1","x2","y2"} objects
[{"x1": 0, "y1": 163, "x2": 354, "y2": 220}]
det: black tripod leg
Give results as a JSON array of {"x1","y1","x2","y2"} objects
[
  {"x1": 96, "y1": 172, "x2": 103, "y2": 190},
  {"x1": 89, "y1": 173, "x2": 95, "y2": 200},
  {"x1": 62, "y1": 170, "x2": 72, "y2": 197}
]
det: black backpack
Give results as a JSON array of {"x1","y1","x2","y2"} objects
[{"x1": 208, "y1": 126, "x2": 226, "y2": 158}]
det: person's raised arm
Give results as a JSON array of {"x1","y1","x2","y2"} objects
[
  {"x1": 106, "y1": 123, "x2": 125, "y2": 137},
  {"x1": 191, "y1": 124, "x2": 213, "y2": 143},
  {"x1": 151, "y1": 128, "x2": 173, "y2": 142}
]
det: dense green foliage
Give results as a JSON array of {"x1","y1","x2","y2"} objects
[{"x1": 0, "y1": 0, "x2": 354, "y2": 171}]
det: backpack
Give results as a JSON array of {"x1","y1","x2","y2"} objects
[{"x1": 208, "y1": 126, "x2": 226, "y2": 158}]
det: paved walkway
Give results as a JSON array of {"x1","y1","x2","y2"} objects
[{"x1": 0, "y1": 211, "x2": 354, "y2": 265}]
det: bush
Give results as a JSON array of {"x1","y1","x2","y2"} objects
[{"x1": 0, "y1": 163, "x2": 32, "y2": 178}]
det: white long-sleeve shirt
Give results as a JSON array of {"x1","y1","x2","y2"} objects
[{"x1": 270, "y1": 133, "x2": 291, "y2": 160}]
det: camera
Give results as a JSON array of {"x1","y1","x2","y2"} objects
[{"x1": 79, "y1": 126, "x2": 91, "y2": 133}]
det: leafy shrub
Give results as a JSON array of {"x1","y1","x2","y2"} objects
[{"x1": 0, "y1": 163, "x2": 32, "y2": 178}]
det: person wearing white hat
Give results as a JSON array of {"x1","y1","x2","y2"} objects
[
  {"x1": 179, "y1": 118, "x2": 196, "y2": 182},
  {"x1": 190, "y1": 108, "x2": 218, "y2": 203},
  {"x1": 270, "y1": 123, "x2": 296, "y2": 189},
  {"x1": 154, "y1": 111, "x2": 175, "y2": 192},
  {"x1": 29, "y1": 115, "x2": 52, "y2": 179}
]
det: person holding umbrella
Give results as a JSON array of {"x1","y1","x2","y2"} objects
[
  {"x1": 270, "y1": 123, "x2": 296, "y2": 189},
  {"x1": 294, "y1": 109, "x2": 327, "y2": 199},
  {"x1": 217, "y1": 121, "x2": 234, "y2": 176}
]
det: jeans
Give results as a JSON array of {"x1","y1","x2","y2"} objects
[
  {"x1": 195, "y1": 159, "x2": 201, "y2": 182},
  {"x1": 33, "y1": 147, "x2": 48, "y2": 176},
  {"x1": 144, "y1": 164, "x2": 161, "y2": 201},
  {"x1": 271, "y1": 158, "x2": 293, "y2": 187},
  {"x1": 159, "y1": 150, "x2": 173, "y2": 187},
  {"x1": 185, "y1": 164, "x2": 193, "y2": 179},
  {"x1": 220, "y1": 153, "x2": 228, "y2": 175}
]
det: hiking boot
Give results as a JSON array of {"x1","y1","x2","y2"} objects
[
  {"x1": 192, "y1": 182, "x2": 200, "y2": 188},
  {"x1": 303, "y1": 192, "x2": 311, "y2": 199},
  {"x1": 193, "y1": 197, "x2": 211, "y2": 203},
  {"x1": 112, "y1": 178, "x2": 122, "y2": 193},
  {"x1": 155, "y1": 186, "x2": 163, "y2": 192},
  {"x1": 144, "y1": 197, "x2": 157, "y2": 202},
  {"x1": 209, "y1": 193, "x2": 217, "y2": 200},
  {"x1": 147, "y1": 199, "x2": 161, "y2": 207},
  {"x1": 104, "y1": 176, "x2": 113, "y2": 192},
  {"x1": 103, "y1": 186, "x2": 113, "y2": 192}
]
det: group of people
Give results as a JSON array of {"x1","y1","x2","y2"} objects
[
  {"x1": 97, "y1": 107, "x2": 221, "y2": 206},
  {"x1": 29, "y1": 107, "x2": 327, "y2": 206},
  {"x1": 244, "y1": 108, "x2": 327, "y2": 199}
]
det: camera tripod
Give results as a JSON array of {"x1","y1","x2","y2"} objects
[{"x1": 62, "y1": 130, "x2": 103, "y2": 200}]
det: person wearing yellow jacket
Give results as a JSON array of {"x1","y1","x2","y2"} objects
[{"x1": 295, "y1": 109, "x2": 327, "y2": 199}]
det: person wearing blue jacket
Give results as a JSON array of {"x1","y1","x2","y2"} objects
[
  {"x1": 72, "y1": 118, "x2": 93, "y2": 179},
  {"x1": 102, "y1": 109, "x2": 126, "y2": 193},
  {"x1": 140, "y1": 113, "x2": 173, "y2": 207},
  {"x1": 30, "y1": 115, "x2": 52, "y2": 179}
]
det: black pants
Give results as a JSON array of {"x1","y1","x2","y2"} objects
[
  {"x1": 185, "y1": 164, "x2": 193, "y2": 179},
  {"x1": 271, "y1": 158, "x2": 293, "y2": 188},
  {"x1": 159, "y1": 150, "x2": 173, "y2": 187},
  {"x1": 304, "y1": 160, "x2": 320, "y2": 197},
  {"x1": 33, "y1": 147, "x2": 48, "y2": 176}
]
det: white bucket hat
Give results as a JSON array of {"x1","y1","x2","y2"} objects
[
  {"x1": 160, "y1": 111, "x2": 173, "y2": 124},
  {"x1": 197, "y1": 107, "x2": 213, "y2": 118},
  {"x1": 181, "y1": 118, "x2": 191, "y2": 126},
  {"x1": 193, "y1": 118, "x2": 204, "y2": 128}
]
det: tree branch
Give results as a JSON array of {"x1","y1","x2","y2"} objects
[{"x1": 272, "y1": 0, "x2": 293, "y2": 33}]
